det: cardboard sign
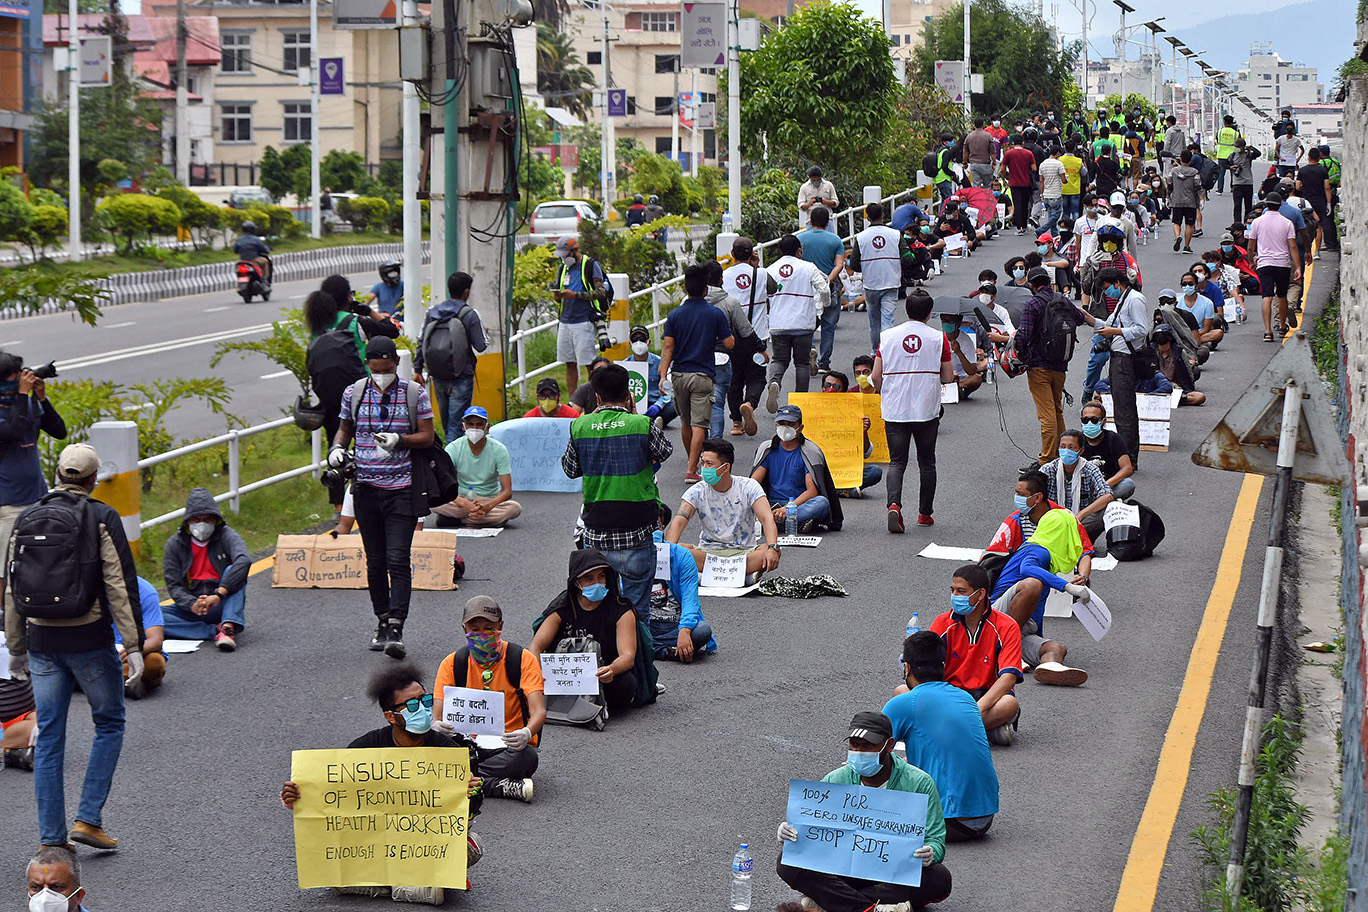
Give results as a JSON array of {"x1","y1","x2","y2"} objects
[
  {"x1": 655, "y1": 541, "x2": 672, "y2": 580},
  {"x1": 861, "y1": 394, "x2": 890, "y2": 462},
  {"x1": 539, "y1": 653, "x2": 600, "y2": 695},
  {"x1": 441, "y1": 687, "x2": 505, "y2": 736},
  {"x1": 700, "y1": 552, "x2": 747, "y2": 588},
  {"x1": 486, "y1": 417, "x2": 582, "y2": 494},
  {"x1": 290, "y1": 748, "x2": 471, "y2": 889},
  {"x1": 618, "y1": 360, "x2": 650, "y2": 414},
  {"x1": 271, "y1": 533, "x2": 462, "y2": 591},
  {"x1": 783, "y1": 780, "x2": 928, "y2": 888},
  {"x1": 787, "y1": 393, "x2": 865, "y2": 488},
  {"x1": 1103, "y1": 501, "x2": 1140, "y2": 532}
]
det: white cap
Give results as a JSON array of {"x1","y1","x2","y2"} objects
[{"x1": 1109, "y1": 191, "x2": 1127, "y2": 206}]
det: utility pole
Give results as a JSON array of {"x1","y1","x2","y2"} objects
[
  {"x1": 309, "y1": 0, "x2": 321, "y2": 238},
  {"x1": 599, "y1": 2, "x2": 610, "y2": 211},
  {"x1": 1080, "y1": 0, "x2": 1088, "y2": 104},
  {"x1": 726, "y1": 0, "x2": 740, "y2": 230},
  {"x1": 175, "y1": 0, "x2": 189, "y2": 185},
  {"x1": 671, "y1": 60, "x2": 679, "y2": 168},
  {"x1": 401, "y1": 0, "x2": 422, "y2": 339},
  {"x1": 962, "y1": 0, "x2": 971, "y2": 115},
  {"x1": 690, "y1": 69, "x2": 698, "y2": 177},
  {"x1": 66, "y1": 0, "x2": 80, "y2": 261}
]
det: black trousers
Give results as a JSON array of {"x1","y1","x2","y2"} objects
[
  {"x1": 777, "y1": 856, "x2": 952, "y2": 912},
  {"x1": 352, "y1": 482, "x2": 418, "y2": 621},
  {"x1": 885, "y1": 415, "x2": 940, "y2": 515},
  {"x1": 1108, "y1": 351, "x2": 1141, "y2": 466},
  {"x1": 1231, "y1": 185, "x2": 1254, "y2": 224},
  {"x1": 729, "y1": 346, "x2": 767, "y2": 421},
  {"x1": 1010, "y1": 185, "x2": 1031, "y2": 230}
]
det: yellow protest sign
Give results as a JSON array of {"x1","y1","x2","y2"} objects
[
  {"x1": 862, "y1": 394, "x2": 890, "y2": 463},
  {"x1": 788, "y1": 393, "x2": 864, "y2": 488},
  {"x1": 291, "y1": 748, "x2": 471, "y2": 890}
]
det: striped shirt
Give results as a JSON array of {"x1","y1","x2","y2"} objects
[{"x1": 344, "y1": 380, "x2": 433, "y2": 489}]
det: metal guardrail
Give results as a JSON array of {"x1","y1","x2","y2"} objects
[{"x1": 504, "y1": 189, "x2": 919, "y2": 396}]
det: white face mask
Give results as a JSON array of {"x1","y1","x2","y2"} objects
[
  {"x1": 188, "y1": 521, "x2": 215, "y2": 543},
  {"x1": 631, "y1": 341, "x2": 649, "y2": 356},
  {"x1": 978, "y1": 292, "x2": 993, "y2": 304},
  {"x1": 776, "y1": 426, "x2": 798, "y2": 443},
  {"x1": 372, "y1": 372, "x2": 396, "y2": 391},
  {"x1": 464, "y1": 428, "x2": 485, "y2": 444},
  {"x1": 29, "y1": 887, "x2": 78, "y2": 912}
]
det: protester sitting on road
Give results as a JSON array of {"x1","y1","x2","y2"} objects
[
  {"x1": 775, "y1": 711, "x2": 951, "y2": 912},
  {"x1": 25, "y1": 846, "x2": 86, "y2": 912},
  {"x1": 1040, "y1": 429, "x2": 1114, "y2": 545},
  {"x1": 1175, "y1": 273, "x2": 1224, "y2": 347},
  {"x1": 820, "y1": 370, "x2": 883, "y2": 497},
  {"x1": 667, "y1": 438, "x2": 781, "y2": 577},
  {"x1": 884, "y1": 630, "x2": 999, "y2": 841},
  {"x1": 0, "y1": 643, "x2": 35, "y2": 770},
  {"x1": 984, "y1": 470, "x2": 1096, "y2": 561},
  {"x1": 570, "y1": 356, "x2": 611, "y2": 414},
  {"x1": 1079, "y1": 401, "x2": 1135, "y2": 500},
  {"x1": 523, "y1": 377, "x2": 582, "y2": 419},
  {"x1": 627, "y1": 325, "x2": 678, "y2": 429},
  {"x1": 115, "y1": 577, "x2": 166, "y2": 699},
  {"x1": 161, "y1": 487, "x2": 251, "y2": 652},
  {"x1": 652, "y1": 504, "x2": 718, "y2": 663},
  {"x1": 432, "y1": 596, "x2": 544, "y2": 803},
  {"x1": 928, "y1": 565, "x2": 1023, "y2": 745},
  {"x1": 434, "y1": 406, "x2": 521, "y2": 528},
  {"x1": 750, "y1": 405, "x2": 842, "y2": 533},
  {"x1": 532, "y1": 549, "x2": 645, "y2": 713},
  {"x1": 941, "y1": 314, "x2": 985, "y2": 400},
  {"x1": 1152, "y1": 324, "x2": 1206, "y2": 406},
  {"x1": 990, "y1": 510, "x2": 1094, "y2": 688},
  {"x1": 280, "y1": 662, "x2": 484, "y2": 904}
]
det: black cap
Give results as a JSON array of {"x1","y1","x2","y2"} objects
[
  {"x1": 1264, "y1": 192, "x2": 1283, "y2": 205},
  {"x1": 629, "y1": 325, "x2": 650, "y2": 342},
  {"x1": 536, "y1": 377, "x2": 561, "y2": 396},
  {"x1": 366, "y1": 336, "x2": 398, "y2": 360},
  {"x1": 848, "y1": 711, "x2": 894, "y2": 745},
  {"x1": 1026, "y1": 266, "x2": 1051, "y2": 285}
]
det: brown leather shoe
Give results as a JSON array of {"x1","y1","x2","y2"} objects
[{"x1": 71, "y1": 821, "x2": 118, "y2": 850}]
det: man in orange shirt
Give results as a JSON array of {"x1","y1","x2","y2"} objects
[{"x1": 432, "y1": 596, "x2": 546, "y2": 803}]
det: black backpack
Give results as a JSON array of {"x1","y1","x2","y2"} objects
[
  {"x1": 1196, "y1": 156, "x2": 1219, "y2": 190},
  {"x1": 1036, "y1": 292, "x2": 1079, "y2": 364},
  {"x1": 7, "y1": 490, "x2": 101, "y2": 619},
  {"x1": 306, "y1": 314, "x2": 366, "y2": 382},
  {"x1": 450, "y1": 643, "x2": 532, "y2": 739},
  {"x1": 1106, "y1": 500, "x2": 1166, "y2": 561},
  {"x1": 922, "y1": 150, "x2": 941, "y2": 179},
  {"x1": 420, "y1": 302, "x2": 472, "y2": 382}
]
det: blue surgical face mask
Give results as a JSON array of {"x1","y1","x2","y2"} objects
[
  {"x1": 950, "y1": 593, "x2": 976, "y2": 615},
  {"x1": 1181, "y1": 284, "x2": 1196, "y2": 295},
  {"x1": 941, "y1": 322, "x2": 956, "y2": 334},
  {"x1": 847, "y1": 749, "x2": 885, "y2": 777},
  {"x1": 1059, "y1": 447, "x2": 1080, "y2": 466},
  {"x1": 1013, "y1": 493, "x2": 1031, "y2": 512},
  {"x1": 580, "y1": 582, "x2": 609, "y2": 602},
  {"x1": 1107, "y1": 284, "x2": 1123, "y2": 298},
  {"x1": 1013, "y1": 267, "x2": 1026, "y2": 280},
  {"x1": 1037, "y1": 243, "x2": 1050, "y2": 255},
  {"x1": 1082, "y1": 420, "x2": 1103, "y2": 439},
  {"x1": 1221, "y1": 244, "x2": 1234, "y2": 255},
  {"x1": 398, "y1": 703, "x2": 433, "y2": 735}
]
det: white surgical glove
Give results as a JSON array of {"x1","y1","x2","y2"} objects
[
  {"x1": 913, "y1": 844, "x2": 934, "y2": 867},
  {"x1": 125, "y1": 651, "x2": 145, "y2": 688},
  {"x1": 373, "y1": 432, "x2": 401, "y2": 452},
  {"x1": 430, "y1": 719, "x2": 457, "y2": 736},
  {"x1": 327, "y1": 445, "x2": 348, "y2": 468},
  {"x1": 8, "y1": 652, "x2": 29, "y2": 682},
  {"x1": 777, "y1": 821, "x2": 798, "y2": 843},
  {"x1": 1064, "y1": 582, "x2": 1092, "y2": 600},
  {"x1": 502, "y1": 726, "x2": 532, "y2": 751},
  {"x1": 660, "y1": 377, "x2": 674, "y2": 397}
]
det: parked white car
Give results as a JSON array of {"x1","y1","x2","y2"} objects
[{"x1": 528, "y1": 199, "x2": 600, "y2": 242}]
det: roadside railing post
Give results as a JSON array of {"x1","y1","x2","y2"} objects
[{"x1": 228, "y1": 430, "x2": 241, "y2": 514}]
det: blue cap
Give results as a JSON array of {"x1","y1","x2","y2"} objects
[
  {"x1": 1158, "y1": 287, "x2": 1178, "y2": 302},
  {"x1": 775, "y1": 404, "x2": 802, "y2": 423},
  {"x1": 462, "y1": 406, "x2": 489, "y2": 420}
]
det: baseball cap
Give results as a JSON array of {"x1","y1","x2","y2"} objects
[
  {"x1": 57, "y1": 443, "x2": 100, "y2": 481},
  {"x1": 775, "y1": 404, "x2": 802, "y2": 424},
  {"x1": 629, "y1": 325, "x2": 650, "y2": 342},
  {"x1": 462, "y1": 406, "x2": 488, "y2": 421},
  {"x1": 1220, "y1": 232, "x2": 1235, "y2": 244},
  {"x1": 1109, "y1": 191, "x2": 1127, "y2": 206},
  {"x1": 554, "y1": 236, "x2": 579, "y2": 256},
  {"x1": 848, "y1": 711, "x2": 894, "y2": 745},
  {"x1": 365, "y1": 336, "x2": 398, "y2": 360},
  {"x1": 732, "y1": 237, "x2": 756, "y2": 260},
  {"x1": 1036, "y1": 232, "x2": 1054, "y2": 244},
  {"x1": 1157, "y1": 288, "x2": 1178, "y2": 302},
  {"x1": 1026, "y1": 266, "x2": 1051, "y2": 285},
  {"x1": 461, "y1": 595, "x2": 503, "y2": 624},
  {"x1": 1264, "y1": 191, "x2": 1283, "y2": 205},
  {"x1": 536, "y1": 377, "x2": 561, "y2": 397}
]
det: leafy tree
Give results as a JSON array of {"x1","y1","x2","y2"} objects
[
  {"x1": 141, "y1": 166, "x2": 180, "y2": 192},
  {"x1": 212, "y1": 309, "x2": 313, "y2": 397},
  {"x1": 28, "y1": 187, "x2": 64, "y2": 208},
  {"x1": 521, "y1": 153, "x2": 563, "y2": 206},
  {"x1": 157, "y1": 186, "x2": 222, "y2": 249},
  {"x1": 630, "y1": 153, "x2": 689, "y2": 213},
  {"x1": 336, "y1": 196, "x2": 390, "y2": 231},
  {"x1": 737, "y1": 2, "x2": 897, "y2": 181},
  {"x1": 25, "y1": 206, "x2": 69, "y2": 259},
  {"x1": 320, "y1": 149, "x2": 370, "y2": 193},
  {"x1": 95, "y1": 194, "x2": 180, "y2": 254},
  {"x1": 0, "y1": 180, "x2": 36, "y2": 247},
  {"x1": 97, "y1": 158, "x2": 128, "y2": 185},
  {"x1": 1332, "y1": 56, "x2": 1368, "y2": 97},
  {"x1": 0, "y1": 264, "x2": 108, "y2": 325},
  {"x1": 536, "y1": 24, "x2": 593, "y2": 118},
  {"x1": 259, "y1": 144, "x2": 312, "y2": 201},
  {"x1": 915, "y1": 0, "x2": 1077, "y2": 118}
]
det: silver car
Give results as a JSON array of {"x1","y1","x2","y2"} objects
[{"x1": 529, "y1": 199, "x2": 600, "y2": 242}]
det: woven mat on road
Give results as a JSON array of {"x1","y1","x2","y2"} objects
[{"x1": 756, "y1": 575, "x2": 848, "y2": 599}]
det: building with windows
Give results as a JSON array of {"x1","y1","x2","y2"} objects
[
  {"x1": 885, "y1": 0, "x2": 957, "y2": 60},
  {"x1": 1232, "y1": 42, "x2": 1322, "y2": 112},
  {"x1": 0, "y1": 0, "x2": 42, "y2": 170}
]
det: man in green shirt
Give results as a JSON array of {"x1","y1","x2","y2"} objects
[
  {"x1": 434, "y1": 406, "x2": 522, "y2": 527},
  {"x1": 775, "y1": 711, "x2": 953, "y2": 912}
]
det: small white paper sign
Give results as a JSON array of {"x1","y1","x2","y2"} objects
[
  {"x1": 425, "y1": 527, "x2": 502, "y2": 537},
  {"x1": 943, "y1": 233, "x2": 966, "y2": 253},
  {"x1": 1223, "y1": 304, "x2": 1238, "y2": 321},
  {"x1": 0, "y1": 641, "x2": 9, "y2": 680},
  {"x1": 1136, "y1": 394, "x2": 1173, "y2": 420},
  {"x1": 776, "y1": 535, "x2": 822, "y2": 547},
  {"x1": 441, "y1": 686, "x2": 506, "y2": 735},
  {"x1": 539, "y1": 652, "x2": 600, "y2": 695},
  {"x1": 700, "y1": 552, "x2": 747, "y2": 588},
  {"x1": 655, "y1": 541, "x2": 672, "y2": 580},
  {"x1": 161, "y1": 639, "x2": 203, "y2": 654},
  {"x1": 1103, "y1": 501, "x2": 1141, "y2": 532},
  {"x1": 1171, "y1": 388, "x2": 1183, "y2": 408},
  {"x1": 941, "y1": 382, "x2": 958, "y2": 405},
  {"x1": 1105, "y1": 418, "x2": 1170, "y2": 446},
  {"x1": 1044, "y1": 587, "x2": 1074, "y2": 618},
  {"x1": 1073, "y1": 590, "x2": 1113, "y2": 641},
  {"x1": 917, "y1": 543, "x2": 984, "y2": 561},
  {"x1": 698, "y1": 583, "x2": 763, "y2": 598}
]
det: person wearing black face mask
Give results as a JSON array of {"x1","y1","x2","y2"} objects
[{"x1": 0, "y1": 351, "x2": 66, "y2": 602}]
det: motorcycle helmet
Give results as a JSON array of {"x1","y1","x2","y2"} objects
[
  {"x1": 242, "y1": 220, "x2": 258, "y2": 235},
  {"x1": 648, "y1": 194, "x2": 659, "y2": 204},
  {"x1": 379, "y1": 259, "x2": 401, "y2": 286},
  {"x1": 633, "y1": 194, "x2": 643, "y2": 204},
  {"x1": 293, "y1": 395, "x2": 326, "y2": 431}
]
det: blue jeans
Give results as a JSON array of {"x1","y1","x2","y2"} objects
[
  {"x1": 935, "y1": 181, "x2": 955, "y2": 204},
  {"x1": 865, "y1": 286, "x2": 899, "y2": 351},
  {"x1": 1112, "y1": 478, "x2": 1135, "y2": 500},
  {"x1": 31, "y1": 647, "x2": 126, "y2": 844},
  {"x1": 433, "y1": 375, "x2": 475, "y2": 444},
  {"x1": 769, "y1": 496, "x2": 831, "y2": 525},
  {"x1": 709, "y1": 360, "x2": 733, "y2": 438},
  {"x1": 1062, "y1": 194, "x2": 1082, "y2": 221},
  {"x1": 649, "y1": 620, "x2": 713, "y2": 659},
  {"x1": 817, "y1": 302, "x2": 840, "y2": 370},
  {"x1": 861, "y1": 464, "x2": 883, "y2": 489},
  {"x1": 162, "y1": 588, "x2": 247, "y2": 639},
  {"x1": 1082, "y1": 345, "x2": 1111, "y2": 401},
  {"x1": 1042, "y1": 197, "x2": 1063, "y2": 236},
  {"x1": 602, "y1": 541, "x2": 655, "y2": 622}
]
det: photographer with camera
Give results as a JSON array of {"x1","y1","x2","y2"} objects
[
  {"x1": 0, "y1": 351, "x2": 66, "y2": 597},
  {"x1": 304, "y1": 279, "x2": 400, "y2": 527},
  {"x1": 552, "y1": 237, "x2": 611, "y2": 398}
]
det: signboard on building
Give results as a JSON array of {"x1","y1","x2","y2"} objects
[
  {"x1": 0, "y1": 0, "x2": 31, "y2": 20},
  {"x1": 78, "y1": 36, "x2": 111, "y2": 87},
  {"x1": 319, "y1": 58, "x2": 345, "y2": 95},
  {"x1": 696, "y1": 102, "x2": 716, "y2": 130},
  {"x1": 681, "y1": 2, "x2": 725, "y2": 69},
  {"x1": 333, "y1": 0, "x2": 396, "y2": 29},
  {"x1": 934, "y1": 60, "x2": 963, "y2": 104}
]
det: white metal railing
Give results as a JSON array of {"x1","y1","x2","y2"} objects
[{"x1": 504, "y1": 187, "x2": 921, "y2": 396}]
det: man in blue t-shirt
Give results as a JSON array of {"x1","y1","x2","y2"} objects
[
  {"x1": 797, "y1": 207, "x2": 847, "y2": 372},
  {"x1": 891, "y1": 200, "x2": 929, "y2": 232},
  {"x1": 659, "y1": 264, "x2": 734, "y2": 480},
  {"x1": 884, "y1": 630, "x2": 999, "y2": 841},
  {"x1": 114, "y1": 577, "x2": 167, "y2": 698},
  {"x1": 749, "y1": 404, "x2": 831, "y2": 532}
]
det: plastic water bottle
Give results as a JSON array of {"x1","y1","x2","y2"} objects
[
  {"x1": 722, "y1": 211, "x2": 735, "y2": 234},
  {"x1": 730, "y1": 843, "x2": 753, "y2": 910},
  {"x1": 901, "y1": 612, "x2": 920, "y2": 665},
  {"x1": 785, "y1": 498, "x2": 797, "y2": 537}
]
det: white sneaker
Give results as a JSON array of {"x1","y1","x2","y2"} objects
[
  {"x1": 987, "y1": 723, "x2": 1015, "y2": 746},
  {"x1": 1033, "y1": 660, "x2": 1088, "y2": 686},
  {"x1": 799, "y1": 897, "x2": 827, "y2": 912},
  {"x1": 875, "y1": 903, "x2": 913, "y2": 912},
  {"x1": 766, "y1": 381, "x2": 780, "y2": 413},
  {"x1": 390, "y1": 886, "x2": 444, "y2": 904}
]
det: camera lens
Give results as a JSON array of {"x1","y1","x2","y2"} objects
[{"x1": 31, "y1": 361, "x2": 58, "y2": 380}]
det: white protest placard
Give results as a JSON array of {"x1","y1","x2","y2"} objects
[
  {"x1": 1105, "y1": 418, "x2": 1170, "y2": 447},
  {"x1": 0, "y1": 641, "x2": 9, "y2": 679},
  {"x1": 1073, "y1": 589, "x2": 1113, "y2": 641},
  {"x1": 1103, "y1": 501, "x2": 1140, "y2": 533},
  {"x1": 777, "y1": 535, "x2": 822, "y2": 547},
  {"x1": 1171, "y1": 388, "x2": 1184, "y2": 409},
  {"x1": 1136, "y1": 393, "x2": 1173, "y2": 421},
  {"x1": 618, "y1": 360, "x2": 650, "y2": 414},
  {"x1": 700, "y1": 552, "x2": 747, "y2": 588},
  {"x1": 940, "y1": 383, "x2": 958, "y2": 405},
  {"x1": 655, "y1": 542, "x2": 672, "y2": 580},
  {"x1": 441, "y1": 686, "x2": 505, "y2": 736},
  {"x1": 539, "y1": 652, "x2": 600, "y2": 695},
  {"x1": 943, "y1": 233, "x2": 966, "y2": 253},
  {"x1": 917, "y1": 543, "x2": 984, "y2": 562},
  {"x1": 698, "y1": 583, "x2": 762, "y2": 597},
  {"x1": 161, "y1": 639, "x2": 203, "y2": 654}
]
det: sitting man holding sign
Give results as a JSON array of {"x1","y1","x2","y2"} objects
[
  {"x1": 751, "y1": 405, "x2": 843, "y2": 533},
  {"x1": 432, "y1": 596, "x2": 544, "y2": 803},
  {"x1": 652, "y1": 504, "x2": 718, "y2": 662},
  {"x1": 665, "y1": 439, "x2": 781, "y2": 579},
  {"x1": 775, "y1": 711, "x2": 952, "y2": 912},
  {"x1": 279, "y1": 662, "x2": 484, "y2": 905}
]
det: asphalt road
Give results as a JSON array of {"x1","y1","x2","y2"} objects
[{"x1": 0, "y1": 213, "x2": 1337, "y2": 912}]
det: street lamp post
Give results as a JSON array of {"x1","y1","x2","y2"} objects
[
  {"x1": 1113, "y1": 0, "x2": 1133, "y2": 101},
  {"x1": 1143, "y1": 20, "x2": 1164, "y2": 108}
]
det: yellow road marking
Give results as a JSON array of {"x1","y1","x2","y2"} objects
[{"x1": 1112, "y1": 472, "x2": 1264, "y2": 911}]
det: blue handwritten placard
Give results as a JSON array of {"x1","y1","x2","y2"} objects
[
  {"x1": 487, "y1": 417, "x2": 582, "y2": 494},
  {"x1": 782, "y1": 779, "x2": 928, "y2": 888}
]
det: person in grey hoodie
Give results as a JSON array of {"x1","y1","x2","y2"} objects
[
  {"x1": 161, "y1": 487, "x2": 251, "y2": 651},
  {"x1": 705, "y1": 259, "x2": 756, "y2": 439}
]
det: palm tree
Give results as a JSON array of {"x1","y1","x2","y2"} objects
[{"x1": 536, "y1": 23, "x2": 594, "y2": 119}]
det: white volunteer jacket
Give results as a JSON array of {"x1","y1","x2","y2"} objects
[
  {"x1": 723, "y1": 261, "x2": 772, "y2": 341},
  {"x1": 766, "y1": 255, "x2": 828, "y2": 334},
  {"x1": 854, "y1": 225, "x2": 903, "y2": 291}
]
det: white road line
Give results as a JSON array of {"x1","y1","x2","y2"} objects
[
  {"x1": 4, "y1": 340, "x2": 20, "y2": 346},
  {"x1": 204, "y1": 306, "x2": 231, "y2": 313},
  {"x1": 289, "y1": 294, "x2": 307, "y2": 300},
  {"x1": 259, "y1": 369, "x2": 293, "y2": 380},
  {"x1": 104, "y1": 321, "x2": 137, "y2": 329},
  {"x1": 56, "y1": 323, "x2": 274, "y2": 372}
]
